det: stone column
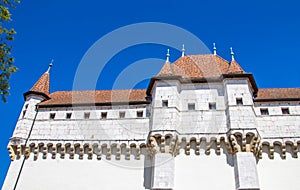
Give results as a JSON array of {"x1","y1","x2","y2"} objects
[{"x1": 230, "y1": 132, "x2": 261, "y2": 190}]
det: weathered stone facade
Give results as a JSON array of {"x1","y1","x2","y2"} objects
[{"x1": 3, "y1": 53, "x2": 300, "y2": 190}]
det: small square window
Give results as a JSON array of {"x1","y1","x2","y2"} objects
[
  {"x1": 66, "y1": 113, "x2": 72, "y2": 119},
  {"x1": 162, "y1": 100, "x2": 168, "y2": 108},
  {"x1": 84, "y1": 112, "x2": 90, "y2": 119},
  {"x1": 236, "y1": 98, "x2": 243, "y2": 105},
  {"x1": 281, "y1": 108, "x2": 290, "y2": 115},
  {"x1": 50, "y1": 113, "x2": 56, "y2": 120},
  {"x1": 209, "y1": 102, "x2": 216, "y2": 110},
  {"x1": 137, "y1": 111, "x2": 143, "y2": 118},
  {"x1": 25, "y1": 104, "x2": 29, "y2": 109},
  {"x1": 119, "y1": 111, "x2": 125, "y2": 118},
  {"x1": 101, "y1": 112, "x2": 107, "y2": 119},
  {"x1": 188, "y1": 103, "x2": 195, "y2": 110},
  {"x1": 260, "y1": 108, "x2": 269, "y2": 115}
]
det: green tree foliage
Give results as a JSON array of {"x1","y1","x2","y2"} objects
[{"x1": 0, "y1": 0, "x2": 19, "y2": 102}]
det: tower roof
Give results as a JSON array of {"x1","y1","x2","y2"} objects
[
  {"x1": 157, "y1": 54, "x2": 245, "y2": 79},
  {"x1": 30, "y1": 72, "x2": 50, "y2": 95},
  {"x1": 227, "y1": 59, "x2": 245, "y2": 74},
  {"x1": 23, "y1": 63, "x2": 52, "y2": 100}
]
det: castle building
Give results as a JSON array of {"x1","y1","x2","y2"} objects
[{"x1": 2, "y1": 49, "x2": 300, "y2": 190}]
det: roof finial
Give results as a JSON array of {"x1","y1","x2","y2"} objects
[
  {"x1": 166, "y1": 49, "x2": 170, "y2": 62},
  {"x1": 46, "y1": 59, "x2": 53, "y2": 73},
  {"x1": 181, "y1": 44, "x2": 185, "y2": 57},
  {"x1": 213, "y1": 43, "x2": 217, "y2": 55},
  {"x1": 230, "y1": 47, "x2": 235, "y2": 61}
]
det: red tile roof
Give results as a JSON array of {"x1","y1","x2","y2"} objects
[
  {"x1": 38, "y1": 89, "x2": 147, "y2": 106},
  {"x1": 30, "y1": 72, "x2": 50, "y2": 95},
  {"x1": 157, "y1": 54, "x2": 245, "y2": 78},
  {"x1": 256, "y1": 88, "x2": 300, "y2": 100}
]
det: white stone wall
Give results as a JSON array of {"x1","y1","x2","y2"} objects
[{"x1": 29, "y1": 106, "x2": 149, "y2": 141}]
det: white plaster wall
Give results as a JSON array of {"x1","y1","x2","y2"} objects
[
  {"x1": 10, "y1": 158, "x2": 146, "y2": 190},
  {"x1": 258, "y1": 154, "x2": 300, "y2": 190},
  {"x1": 174, "y1": 153, "x2": 235, "y2": 190}
]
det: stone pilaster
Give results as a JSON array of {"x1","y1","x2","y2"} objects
[
  {"x1": 148, "y1": 134, "x2": 178, "y2": 190},
  {"x1": 229, "y1": 131, "x2": 261, "y2": 190}
]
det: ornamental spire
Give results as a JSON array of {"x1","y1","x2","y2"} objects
[
  {"x1": 166, "y1": 49, "x2": 170, "y2": 62},
  {"x1": 213, "y1": 43, "x2": 217, "y2": 55},
  {"x1": 181, "y1": 44, "x2": 185, "y2": 57},
  {"x1": 46, "y1": 59, "x2": 54, "y2": 73},
  {"x1": 230, "y1": 47, "x2": 235, "y2": 61}
]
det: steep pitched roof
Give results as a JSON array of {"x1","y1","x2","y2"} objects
[
  {"x1": 157, "y1": 61, "x2": 174, "y2": 76},
  {"x1": 256, "y1": 88, "x2": 300, "y2": 100},
  {"x1": 30, "y1": 72, "x2": 50, "y2": 95},
  {"x1": 227, "y1": 60, "x2": 245, "y2": 74},
  {"x1": 156, "y1": 54, "x2": 245, "y2": 79},
  {"x1": 38, "y1": 89, "x2": 148, "y2": 106}
]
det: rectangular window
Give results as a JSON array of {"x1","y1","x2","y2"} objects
[
  {"x1": 50, "y1": 113, "x2": 56, "y2": 120},
  {"x1": 84, "y1": 112, "x2": 90, "y2": 119},
  {"x1": 66, "y1": 113, "x2": 72, "y2": 119},
  {"x1": 101, "y1": 112, "x2": 107, "y2": 119},
  {"x1": 209, "y1": 102, "x2": 216, "y2": 110},
  {"x1": 119, "y1": 111, "x2": 125, "y2": 118},
  {"x1": 281, "y1": 108, "x2": 290, "y2": 115},
  {"x1": 188, "y1": 103, "x2": 195, "y2": 110},
  {"x1": 162, "y1": 100, "x2": 168, "y2": 108},
  {"x1": 260, "y1": 108, "x2": 269, "y2": 115},
  {"x1": 236, "y1": 98, "x2": 243, "y2": 105},
  {"x1": 137, "y1": 111, "x2": 143, "y2": 118}
]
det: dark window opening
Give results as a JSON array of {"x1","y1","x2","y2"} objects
[
  {"x1": 137, "y1": 111, "x2": 143, "y2": 118},
  {"x1": 119, "y1": 111, "x2": 125, "y2": 118},
  {"x1": 236, "y1": 98, "x2": 243, "y2": 105},
  {"x1": 50, "y1": 113, "x2": 56, "y2": 120},
  {"x1": 84, "y1": 112, "x2": 90, "y2": 119},
  {"x1": 22, "y1": 110, "x2": 26, "y2": 118},
  {"x1": 281, "y1": 108, "x2": 290, "y2": 115},
  {"x1": 66, "y1": 113, "x2": 72, "y2": 119},
  {"x1": 188, "y1": 103, "x2": 195, "y2": 110},
  {"x1": 209, "y1": 102, "x2": 216, "y2": 110},
  {"x1": 101, "y1": 112, "x2": 107, "y2": 119},
  {"x1": 162, "y1": 100, "x2": 168, "y2": 108},
  {"x1": 260, "y1": 108, "x2": 269, "y2": 115}
]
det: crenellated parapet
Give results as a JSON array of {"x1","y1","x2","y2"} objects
[
  {"x1": 7, "y1": 140, "x2": 148, "y2": 161},
  {"x1": 7, "y1": 133, "x2": 300, "y2": 161}
]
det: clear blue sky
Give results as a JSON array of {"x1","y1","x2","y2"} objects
[{"x1": 1, "y1": 0, "x2": 300, "y2": 186}]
